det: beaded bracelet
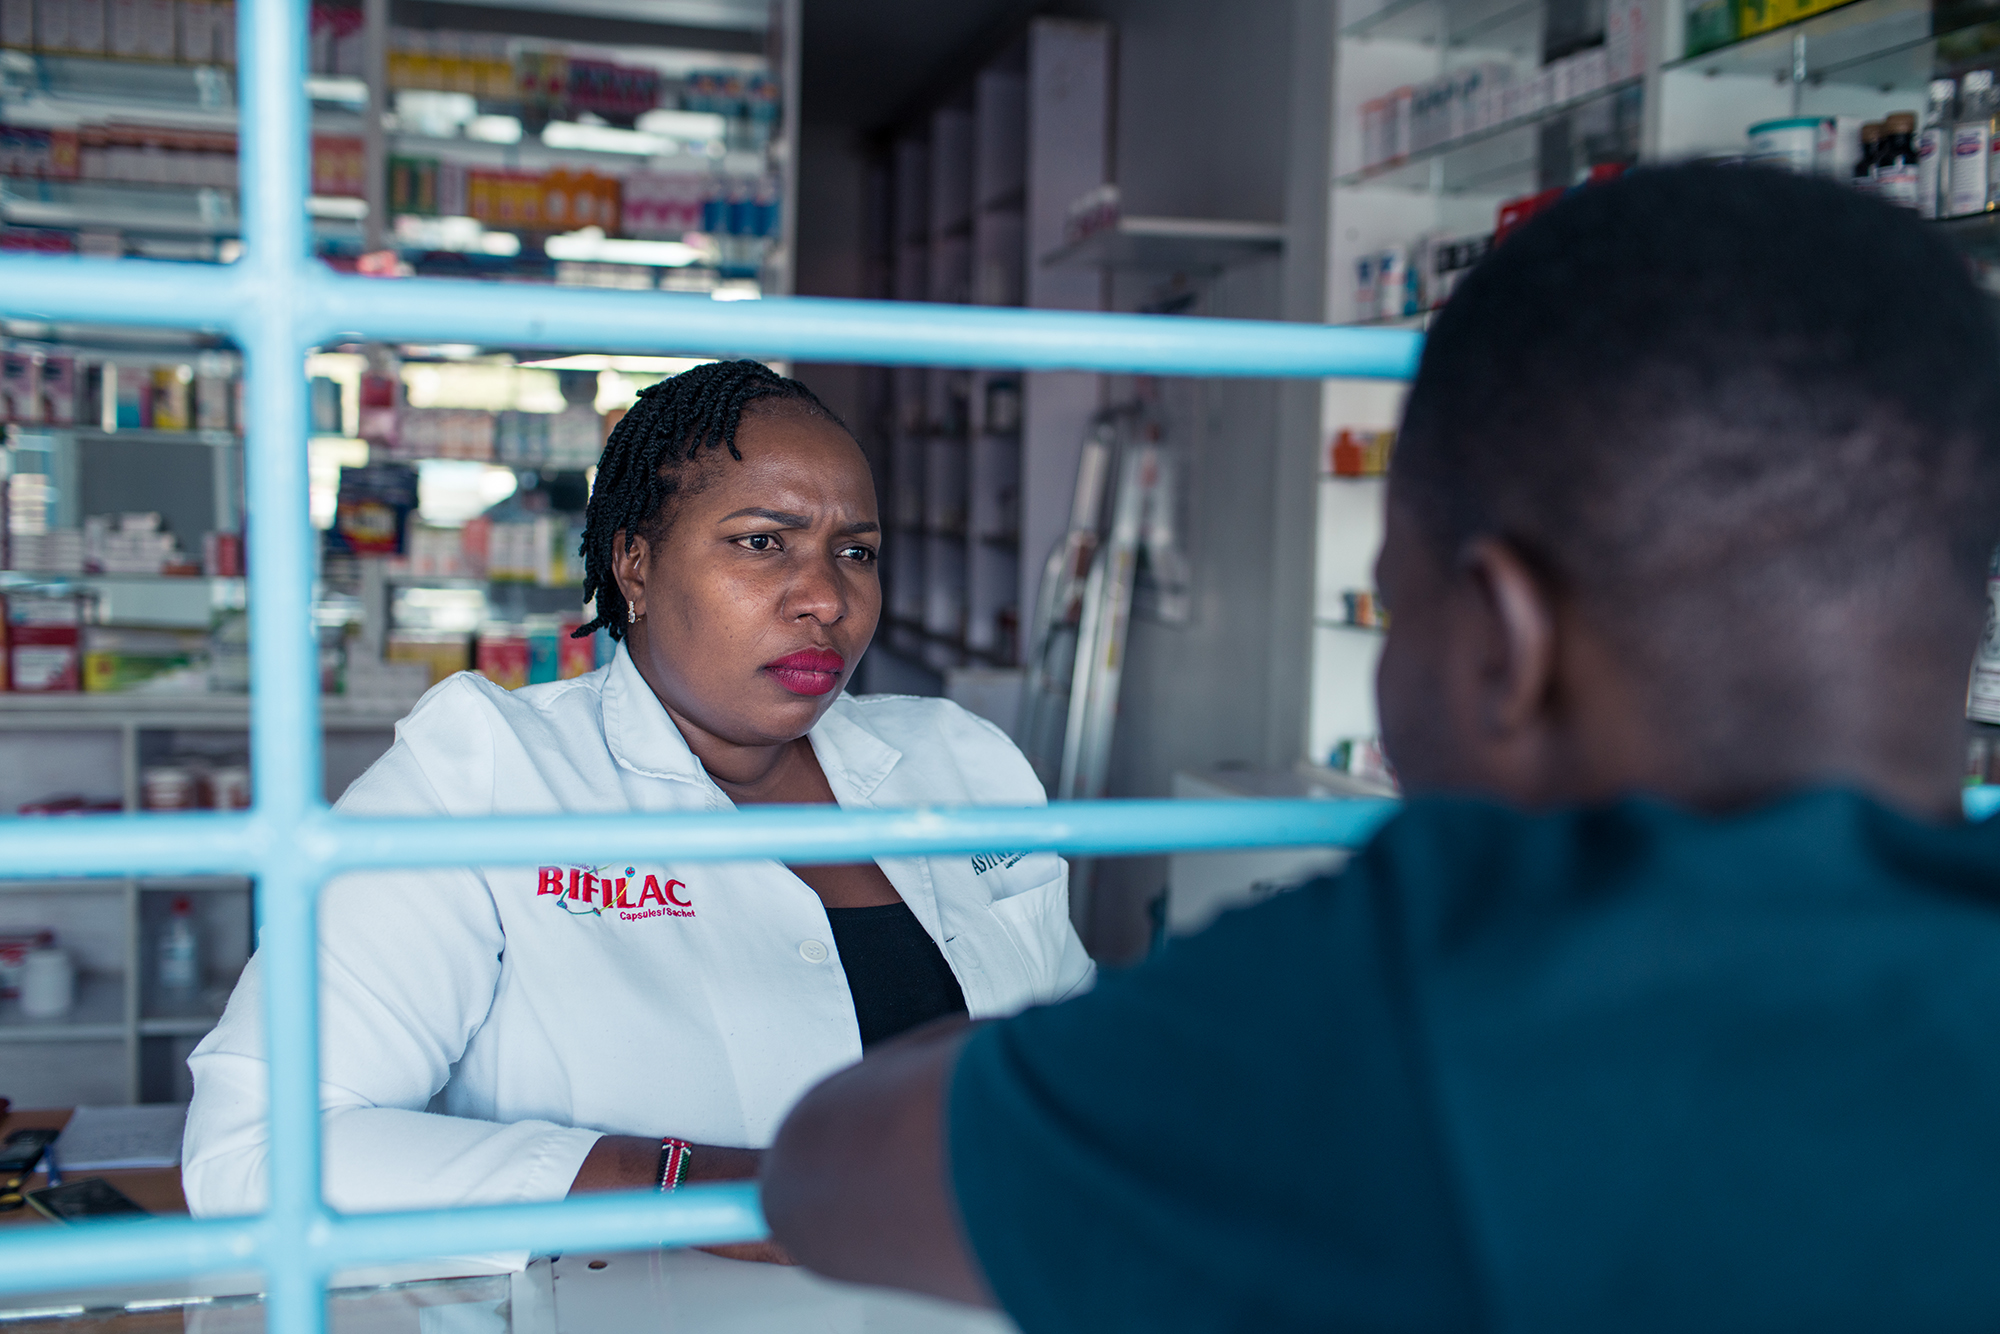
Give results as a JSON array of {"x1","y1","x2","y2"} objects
[{"x1": 657, "y1": 1137, "x2": 693, "y2": 1192}]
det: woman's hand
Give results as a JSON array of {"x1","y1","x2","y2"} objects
[{"x1": 569, "y1": 1135, "x2": 795, "y2": 1265}]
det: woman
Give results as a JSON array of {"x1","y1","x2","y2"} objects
[{"x1": 183, "y1": 361, "x2": 1092, "y2": 1243}]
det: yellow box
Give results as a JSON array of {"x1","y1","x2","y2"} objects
[
  {"x1": 1736, "y1": 0, "x2": 1788, "y2": 36},
  {"x1": 385, "y1": 633, "x2": 471, "y2": 687}
]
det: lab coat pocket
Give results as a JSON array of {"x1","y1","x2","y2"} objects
[{"x1": 984, "y1": 875, "x2": 1094, "y2": 1010}]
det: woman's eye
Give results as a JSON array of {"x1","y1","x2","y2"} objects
[
  {"x1": 736, "y1": 533, "x2": 780, "y2": 552},
  {"x1": 839, "y1": 544, "x2": 877, "y2": 563}
]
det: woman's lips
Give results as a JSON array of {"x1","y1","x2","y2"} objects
[{"x1": 765, "y1": 648, "x2": 845, "y2": 697}]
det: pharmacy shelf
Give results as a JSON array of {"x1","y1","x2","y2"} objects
[
  {"x1": 1938, "y1": 209, "x2": 2000, "y2": 261},
  {"x1": 139, "y1": 982, "x2": 227, "y2": 1034},
  {"x1": 0, "y1": 971, "x2": 124, "y2": 1041},
  {"x1": 1, "y1": 572, "x2": 244, "y2": 627},
  {"x1": 137, "y1": 1014, "x2": 221, "y2": 1037},
  {"x1": 1344, "y1": 0, "x2": 1546, "y2": 55},
  {"x1": 1295, "y1": 762, "x2": 1401, "y2": 799},
  {"x1": 1041, "y1": 216, "x2": 1285, "y2": 274},
  {"x1": 8, "y1": 426, "x2": 241, "y2": 447},
  {"x1": 0, "y1": 177, "x2": 235, "y2": 235},
  {"x1": 385, "y1": 130, "x2": 735, "y2": 178},
  {"x1": 1661, "y1": 0, "x2": 1930, "y2": 83},
  {"x1": 1335, "y1": 74, "x2": 1643, "y2": 191},
  {"x1": 1336, "y1": 310, "x2": 1434, "y2": 331},
  {"x1": 0, "y1": 692, "x2": 412, "y2": 729},
  {"x1": 0, "y1": 51, "x2": 367, "y2": 130}
]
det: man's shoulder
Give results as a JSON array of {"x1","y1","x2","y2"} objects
[{"x1": 1360, "y1": 787, "x2": 2000, "y2": 922}]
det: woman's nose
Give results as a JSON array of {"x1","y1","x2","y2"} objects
[{"x1": 785, "y1": 552, "x2": 846, "y2": 623}]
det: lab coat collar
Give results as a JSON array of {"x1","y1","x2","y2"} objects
[
  {"x1": 599, "y1": 642, "x2": 903, "y2": 802},
  {"x1": 599, "y1": 642, "x2": 709, "y2": 787},
  {"x1": 807, "y1": 702, "x2": 901, "y2": 804}
]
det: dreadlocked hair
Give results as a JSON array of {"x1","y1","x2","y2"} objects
[{"x1": 575, "y1": 358, "x2": 845, "y2": 642}]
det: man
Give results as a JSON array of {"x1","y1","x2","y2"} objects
[{"x1": 760, "y1": 165, "x2": 2000, "y2": 1330}]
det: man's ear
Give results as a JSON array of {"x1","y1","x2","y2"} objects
[
  {"x1": 610, "y1": 530, "x2": 650, "y2": 619},
  {"x1": 1458, "y1": 537, "x2": 1558, "y2": 739}
]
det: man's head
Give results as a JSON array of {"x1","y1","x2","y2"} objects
[{"x1": 1377, "y1": 165, "x2": 2000, "y2": 818}]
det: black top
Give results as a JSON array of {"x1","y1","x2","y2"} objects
[
  {"x1": 824, "y1": 901, "x2": 967, "y2": 1049},
  {"x1": 951, "y1": 789, "x2": 2000, "y2": 1334}
]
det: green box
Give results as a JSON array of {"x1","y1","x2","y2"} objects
[{"x1": 1685, "y1": 0, "x2": 1739, "y2": 52}]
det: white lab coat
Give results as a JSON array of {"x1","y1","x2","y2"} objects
[{"x1": 183, "y1": 645, "x2": 1093, "y2": 1219}]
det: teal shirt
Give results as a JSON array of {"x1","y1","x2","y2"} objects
[{"x1": 950, "y1": 790, "x2": 2000, "y2": 1332}]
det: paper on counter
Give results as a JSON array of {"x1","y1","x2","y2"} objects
[{"x1": 54, "y1": 1103, "x2": 187, "y2": 1170}]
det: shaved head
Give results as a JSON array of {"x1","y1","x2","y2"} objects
[{"x1": 1378, "y1": 165, "x2": 2000, "y2": 815}]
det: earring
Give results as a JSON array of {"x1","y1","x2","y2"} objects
[{"x1": 631, "y1": 608, "x2": 645, "y2": 623}]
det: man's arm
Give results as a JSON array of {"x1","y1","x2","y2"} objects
[{"x1": 761, "y1": 1017, "x2": 995, "y2": 1306}]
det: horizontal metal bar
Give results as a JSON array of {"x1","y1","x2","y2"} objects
[
  {"x1": 0, "y1": 1185, "x2": 764, "y2": 1298},
  {"x1": 317, "y1": 1185, "x2": 765, "y2": 1271},
  {"x1": 304, "y1": 269, "x2": 1424, "y2": 378},
  {"x1": 0, "y1": 254, "x2": 250, "y2": 334},
  {"x1": 0, "y1": 812, "x2": 261, "y2": 877},
  {"x1": 0, "y1": 799, "x2": 1403, "y2": 880},
  {"x1": 0, "y1": 1215, "x2": 263, "y2": 1297},
  {"x1": 6, "y1": 789, "x2": 1996, "y2": 882},
  {"x1": 0, "y1": 252, "x2": 1423, "y2": 382},
  {"x1": 313, "y1": 798, "x2": 1400, "y2": 870}
]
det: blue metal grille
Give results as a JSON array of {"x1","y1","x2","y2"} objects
[{"x1": 0, "y1": 1, "x2": 1417, "y2": 1328}]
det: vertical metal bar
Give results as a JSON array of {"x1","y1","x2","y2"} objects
[
  {"x1": 236, "y1": 0, "x2": 326, "y2": 1331},
  {"x1": 1790, "y1": 30, "x2": 1807, "y2": 117},
  {"x1": 256, "y1": 862, "x2": 329, "y2": 1334}
]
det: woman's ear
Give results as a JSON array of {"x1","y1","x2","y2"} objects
[{"x1": 610, "y1": 530, "x2": 651, "y2": 622}]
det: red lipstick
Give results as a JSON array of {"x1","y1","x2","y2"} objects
[{"x1": 766, "y1": 647, "x2": 845, "y2": 696}]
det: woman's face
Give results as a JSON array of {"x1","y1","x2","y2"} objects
[{"x1": 611, "y1": 405, "x2": 882, "y2": 751}]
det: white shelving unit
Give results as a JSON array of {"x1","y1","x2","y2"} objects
[
  {"x1": 0, "y1": 0, "x2": 810, "y2": 1106},
  {"x1": 0, "y1": 694, "x2": 406, "y2": 1107},
  {"x1": 1310, "y1": 0, "x2": 1982, "y2": 779},
  {"x1": 874, "y1": 40, "x2": 1035, "y2": 680},
  {"x1": 0, "y1": 2, "x2": 800, "y2": 287},
  {"x1": 0, "y1": 874, "x2": 252, "y2": 1105}
]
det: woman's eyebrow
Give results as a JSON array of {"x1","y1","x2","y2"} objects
[
  {"x1": 719, "y1": 506, "x2": 812, "y2": 526},
  {"x1": 841, "y1": 521, "x2": 882, "y2": 535}
]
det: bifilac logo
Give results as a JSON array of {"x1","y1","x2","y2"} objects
[{"x1": 537, "y1": 865, "x2": 694, "y2": 921}]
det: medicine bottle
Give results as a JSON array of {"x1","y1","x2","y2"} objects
[
  {"x1": 1854, "y1": 122, "x2": 1883, "y2": 196},
  {"x1": 1950, "y1": 70, "x2": 1995, "y2": 216},
  {"x1": 1919, "y1": 79, "x2": 1957, "y2": 219},
  {"x1": 1876, "y1": 112, "x2": 1922, "y2": 209}
]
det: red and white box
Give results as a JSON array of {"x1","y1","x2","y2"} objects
[{"x1": 0, "y1": 932, "x2": 54, "y2": 998}]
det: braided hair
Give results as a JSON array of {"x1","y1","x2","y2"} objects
[{"x1": 575, "y1": 358, "x2": 846, "y2": 641}]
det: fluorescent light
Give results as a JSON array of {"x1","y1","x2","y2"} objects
[
  {"x1": 308, "y1": 196, "x2": 369, "y2": 219},
  {"x1": 517, "y1": 354, "x2": 716, "y2": 374},
  {"x1": 393, "y1": 215, "x2": 521, "y2": 257},
  {"x1": 305, "y1": 75, "x2": 368, "y2": 106},
  {"x1": 635, "y1": 108, "x2": 727, "y2": 143},
  {"x1": 711, "y1": 280, "x2": 761, "y2": 301},
  {"x1": 544, "y1": 227, "x2": 702, "y2": 267},
  {"x1": 541, "y1": 121, "x2": 671, "y2": 156},
  {"x1": 465, "y1": 115, "x2": 523, "y2": 145},
  {"x1": 396, "y1": 90, "x2": 477, "y2": 138},
  {"x1": 418, "y1": 459, "x2": 519, "y2": 527}
]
